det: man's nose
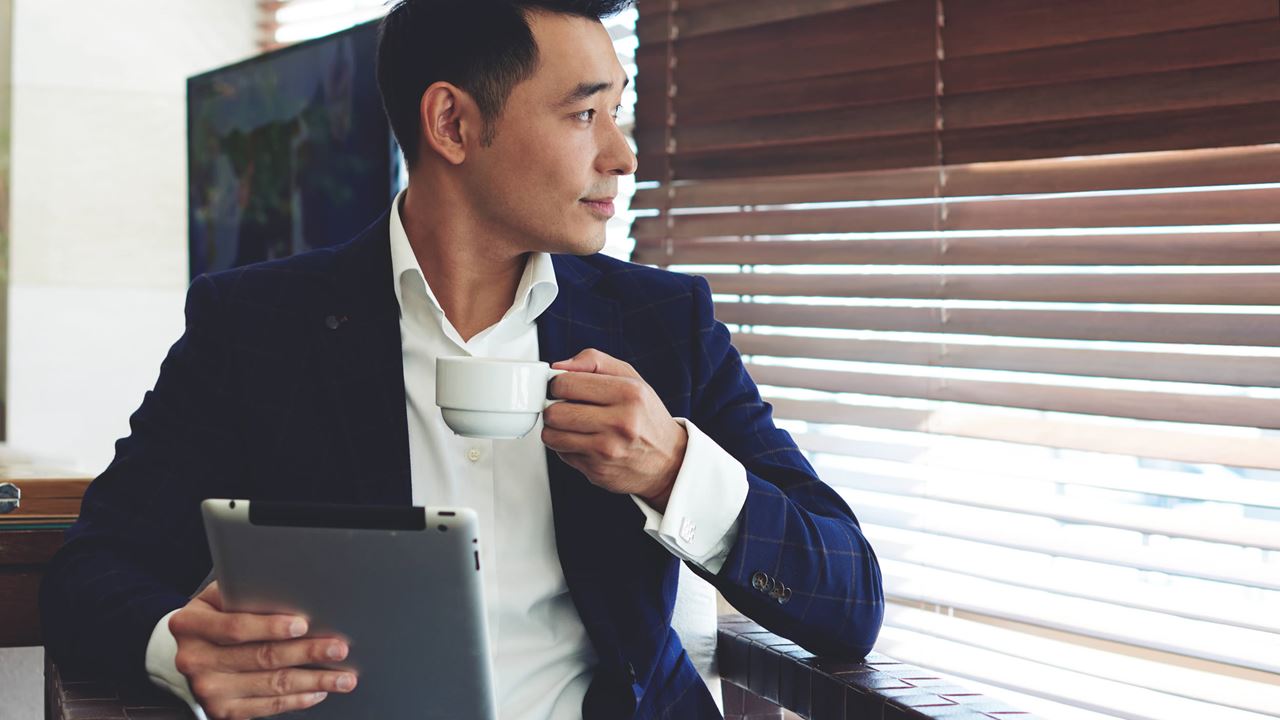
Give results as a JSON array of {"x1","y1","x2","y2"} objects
[{"x1": 601, "y1": 123, "x2": 638, "y2": 176}]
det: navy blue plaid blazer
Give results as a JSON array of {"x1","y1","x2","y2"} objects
[{"x1": 41, "y1": 207, "x2": 883, "y2": 719}]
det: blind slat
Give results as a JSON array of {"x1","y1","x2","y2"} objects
[
  {"x1": 869, "y1": 529, "x2": 1280, "y2": 636},
  {"x1": 632, "y1": 145, "x2": 1280, "y2": 210},
  {"x1": 635, "y1": 0, "x2": 899, "y2": 41},
  {"x1": 635, "y1": 0, "x2": 935, "y2": 92},
  {"x1": 636, "y1": 130, "x2": 939, "y2": 181},
  {"x1": 945, "y1": 20, "x2": 1280, "y2": 94},
  {"x1": 654, "y1": 61, "x2": 1280, "y2": 158},
  {"x1": 767, "y1": 397, "x2": 1280, "y2": 470},
  {"x1": 708, "y1": 271, "x2": 1280, "y2": 305},
  {"x1": 632, "y1": 187, "x2": 1280, "y2": 240},
  {"x1": 853, "y1": 500, "x2": 1280, "y2": 590},
  {"x1": 943, "y1": 100, "x2": 1280, "y2": 166},
  {"x1": 818, "y1": 465, "x2": 1280, "y2": 549},
  {"x1": 748, "y1": 363, "x2": 1280, "y2": 430},
  {"x1": 792, "y1": 432, "x2": 1280, "y2": 507},
  {"x1": 637, "y1": 96, "x2": 936, "y2": 155},
  {"x1": 942, "y1": 0, "x2": 1278, "y2": 58},
  {"x1": 874, "y1": 621, "x2": 1279, "y2": 720},
  {"x1": 632, "y1": 233, "x2": 1280, "y2": 266},
  {"x1": 632, "y1": 164, "x2": 937, "y2": 209},
  {"x1": 673, "y1": 62, "x2": 936, "y2": 127},
  {"x1": 717, "y1": 303, "x2": 1280, "y2": 347},
  {"x1": 879, "y1": 606, "x2": 1280, "y2": 717},
  {"x1": 736, "y1": 333, "x2": 1280, "y2": 388},
  {"x1": 875, "y1": 560, "x2": 1280, "y2": 675},
  {"x1": 945, "y1": 60, "x2": 1280, "y2": 131}
]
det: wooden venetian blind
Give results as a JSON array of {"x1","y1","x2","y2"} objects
[{"x1": 633, "y1": 1, "x2": 1280, "y2": 717}]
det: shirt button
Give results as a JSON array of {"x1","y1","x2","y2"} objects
[{"x1": 467, "y1": 448, "x2": 481, "y2": 462}]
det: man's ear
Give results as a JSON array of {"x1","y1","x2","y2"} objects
[{"x1": 419, "y1": 81, "x2": 476, "y2": 166}]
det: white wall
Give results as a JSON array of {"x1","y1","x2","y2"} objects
[
  {"x1": 7, "y1": 1, "x2": 257, "y2": 469},
  {"x1": 2, "y1": 2, "x2": 256, "y2": 716}
]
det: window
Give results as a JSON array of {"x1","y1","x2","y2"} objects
[{"x1": 632, "y1": 1, "x2": 1280, "y2": 717}]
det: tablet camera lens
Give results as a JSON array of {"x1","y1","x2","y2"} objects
[
  {"x1": 229, "y1": 500, "x2": 236, "y2": 509},
  {"x1": 437, "y1": 524, "x2": 448, "y2": 532}
]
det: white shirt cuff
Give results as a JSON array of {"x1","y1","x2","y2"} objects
[
  {"x1": 631, "y1": 417, "x2": 748, "y2": 575},
  {"x1": 146, "y1": 609, "x2": 209, "y2": 720}
]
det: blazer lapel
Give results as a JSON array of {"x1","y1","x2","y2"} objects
[
  {"x1": 537, "y1": 256, "x2": 626, "y2": 568},
  {"x1": 317, "y1": 209, "x2": 413, "y2": 506},
  {"x1": 537, "y1": 254, "x2": 621, "y2": 370},
  {"x1": 537, "y1": 255, "x2": 636, "y2": 666}
]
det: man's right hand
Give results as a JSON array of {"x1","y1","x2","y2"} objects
[{"x1": 168, "y1": 581, "x2": 358, "y2": 720}]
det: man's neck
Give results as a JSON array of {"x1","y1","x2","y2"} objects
[{"x1": 400, "y1": 184, "x2": 528, "y2": 343}]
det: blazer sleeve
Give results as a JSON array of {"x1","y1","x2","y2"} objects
[
  {"x1": 39, "y1": 274, "x2": 239, "y2": 688},
  {"x1": 684, "y1": 275, "x2": 885, "y2": 659}
]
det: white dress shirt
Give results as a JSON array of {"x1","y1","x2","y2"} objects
[{"x1": 146, "y1": 189, "x2": 750, "y2": 718}]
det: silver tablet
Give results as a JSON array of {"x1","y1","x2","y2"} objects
[{"x1": 201, "y1": 499, "x2": 496, "y2": 720}]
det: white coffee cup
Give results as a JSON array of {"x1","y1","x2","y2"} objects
[{"x1": 435, "y1": 357, "x2": 567, "y2": 439}]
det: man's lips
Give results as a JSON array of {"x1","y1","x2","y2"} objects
[{"x1": 580, "y1": 198, "x2": 616, "y2": 218}]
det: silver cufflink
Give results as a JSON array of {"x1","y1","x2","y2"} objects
[{"x1": 678, "y1": 517, "x2": 696, "y2": 544}]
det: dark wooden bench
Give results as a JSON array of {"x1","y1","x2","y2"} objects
[{"x1": 718, "y1": 614, "x2": 1037, "y2": 719}]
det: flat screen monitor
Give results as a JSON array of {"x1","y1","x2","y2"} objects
[{"x1": 187, "y1": 20, "x2": 401, "y2": 279}]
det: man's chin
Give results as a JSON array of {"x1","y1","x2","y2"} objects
[{"x1": 549, "y1": 235, "x2": 607, "y2": 256}]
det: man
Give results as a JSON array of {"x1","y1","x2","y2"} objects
[{"x1": 39, "y1": 1, "x2": 884, "y2": 718}]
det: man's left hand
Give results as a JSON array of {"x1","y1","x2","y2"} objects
[{"x1": 542, "y1": 349, "x2": 687, "y2": 512}]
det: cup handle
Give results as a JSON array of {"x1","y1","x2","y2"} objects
[{"x1": 544, "y1": 368, "x2": 568, "y2": 409}]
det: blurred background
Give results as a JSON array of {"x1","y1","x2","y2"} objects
[{"x1": 1, "y1": 1, "x2": 1277, "y2": 718}]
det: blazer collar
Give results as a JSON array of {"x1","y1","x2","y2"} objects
[{"x1": 538, "y1": 255, "x2": 614, "y2": 358}]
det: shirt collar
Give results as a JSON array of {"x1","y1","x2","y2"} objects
[{"x1": 388, "y1": 188, "x2": 559, "y2": 326}]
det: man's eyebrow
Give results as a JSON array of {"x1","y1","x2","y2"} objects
[{"x1": 555, "y1": 76, "x2": 630, "y2": 107}]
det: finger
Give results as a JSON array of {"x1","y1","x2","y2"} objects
[
  {"x1": 175, "y1": 584, "x2": 309, "y2": 647},
  {"x1": 542, "y1": 400, "x2": 611, "y2": 433},
  {"x1": 550, "y1": 372, "x2": 640, "y2": 406},
  {"x1": 541, "y1": 427, "x2": 597, "y2": 456},
  {"x1": 197, "y1": 581, "x2": 223, "y2": 611},
  {"x1": 551, "y1": 348, "x2": 641, "y2": 379},
  {"x1": 213, "y1": 637, "x2": 348, "y2": 673},
  {"x1": 234, "y1": 667, "x2": 358, "y2": 698},
  {"x1": 184, "y1": 607, "x2": 308, "y2": 646},
  {"x1": 214, "y1": 690, "x2": 330, "y2": 720}
]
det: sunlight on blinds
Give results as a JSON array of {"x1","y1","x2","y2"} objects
[
  {"x1": 647, "y1": 148, "x2": 1280, "y2": 720},
  {"x1": 630, "y1": 0, "x2": 1280, "y2": 717}
]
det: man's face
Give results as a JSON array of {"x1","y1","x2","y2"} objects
[{"x1": 460, "y1": 10, "x2": 637, "y2": 256}]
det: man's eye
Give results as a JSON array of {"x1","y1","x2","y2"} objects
[{"x1": 574, "y1": 109, "x2": 596, "y2": 122}]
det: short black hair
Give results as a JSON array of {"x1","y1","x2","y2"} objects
[{"x1": 376, "y1": 0, "x2": 634, "y2": 170}]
